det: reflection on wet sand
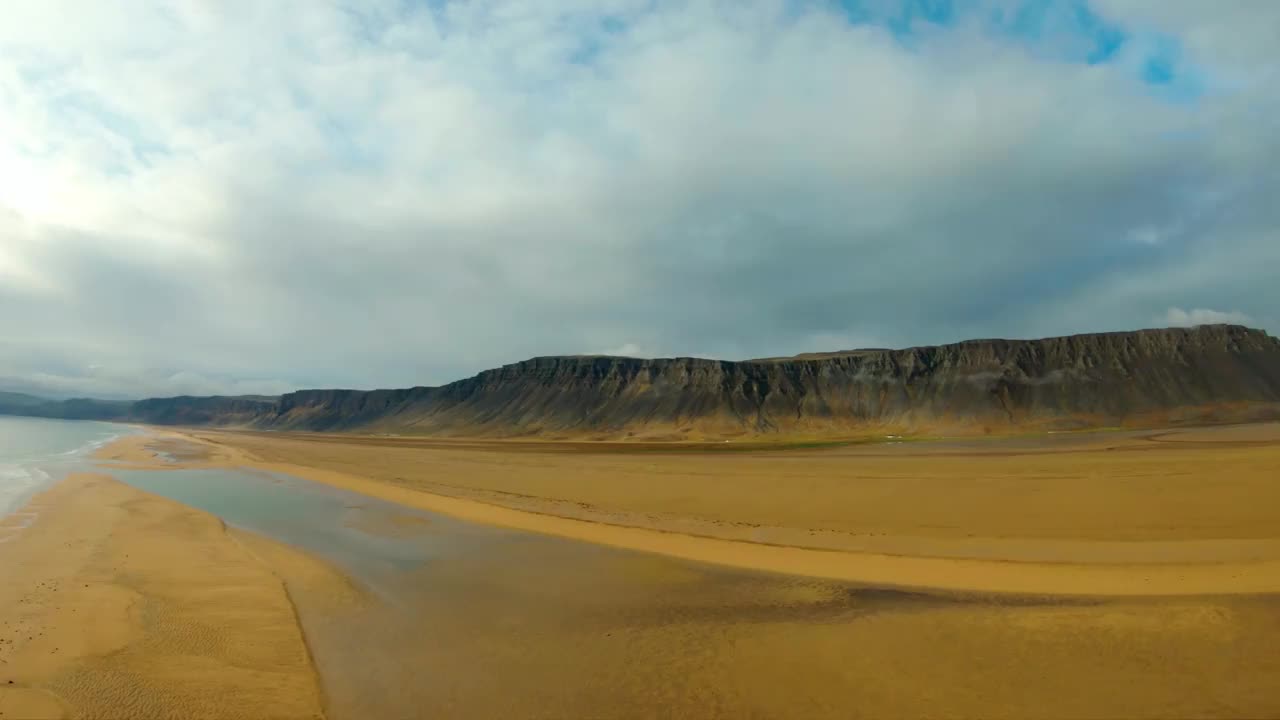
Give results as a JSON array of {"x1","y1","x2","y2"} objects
[
  {"x1": 106, "y1": 459, "x2": 1280, "y2": 719},
  {"x1": 299, "y1": 543, "x2": 1280, "y2": 719}
]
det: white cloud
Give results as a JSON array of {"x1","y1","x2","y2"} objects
[
  {"x1": 1090, "y1": 0, "x2": 1280, "y2": 67},
  {"x1": 0, "y1": 364, "x2": 294, "y2": 401},
  {"x1": 1127, "y1": 225, "x2": 1172, "y2": 246},
  {"x1": 1164, "y1": 307, "x2": 1254, "y2": 328},
  {"x1": 0, "y1": 1, "x2": 1276, "y2": 397},
  {"x1": 600, "y1": 343, "x2": 644, "y2": 357}
]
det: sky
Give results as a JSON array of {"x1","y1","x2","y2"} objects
[{"x1": 0, "y1": 0, "x2": 1277, "y2": 399}]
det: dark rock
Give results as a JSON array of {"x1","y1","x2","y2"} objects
[
  {"x1": 3, "y1": 325, "x2": 1278, "y2": 437},
  {"x1": 253, "y1": 324, "x2": 1280, "y2": 436}
]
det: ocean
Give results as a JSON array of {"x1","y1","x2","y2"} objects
[{"x1": 0, "y1": 415, "x2": 134, "y2": 519}]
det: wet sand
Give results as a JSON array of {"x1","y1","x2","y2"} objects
[
  {"x1": 95, "y1": 436, "x2": 1280, "y2": 718},
  {"x1": 349, "y1": 554, "x2": 1280, "y2": 719},
  {"x1": 278, "y1": 530, "x2": 1280, "y2": 719},
  {"x1": 104, "y1": 423, "x2": 1280, "y2": 596},
  {"x1": 4, "y1": 425, "x2": 1280, "y2": 717},
  {"x1": 0, "y1": 473, "x2": 324, "y2": 719}
]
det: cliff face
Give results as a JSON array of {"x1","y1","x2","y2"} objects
[
  {"x1": 4, "y1": 325, "x2": 1279, "y2": 437},
  {"x1": 251, "y1": 324, "x2": 1280, "y2": 437},
  {"x1": 129, "y1": 396, "x2": 279, "y2": 426}
]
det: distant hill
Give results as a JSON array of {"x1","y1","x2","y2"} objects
[
  {"x1": 0, "y1": 391, "x2": 131, "y2": 421},
  {"x1": 129, "y1": 395, "x2": 279, "y2": 426},
  {"x1": 3, "y1": 325, "x2": 1279, "y2": 439},
  {"x1": 0, "y1": 391, "x2": 47, "y2": 408},
  {"x1": 0, "y1": 392, "x2": 267, "y2": 425}
]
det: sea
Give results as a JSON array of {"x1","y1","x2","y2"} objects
[{"x1": 0, "y1": 415, "x2": 134, "y2": 520}]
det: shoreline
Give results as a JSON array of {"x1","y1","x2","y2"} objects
[
  {"x1": 98, "y1": 428, "x2": 1280, "y2": 597},
  {"x1": 6, "y1": 422, "x2": 1279, "y2": 717},
  {"x1": 0, "y1": 471, "x2": 327, "y2": 719}
]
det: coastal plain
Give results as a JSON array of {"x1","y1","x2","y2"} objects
[
  {"x1": 0, "y1": 473, "x2": 324, "y2": 720},
  {"x1": 2, "y1": 422, "x2": 1279, "y2": 718},
  {"x1": 152, "y1": 423, "x2": 1280, "y2": 593}
]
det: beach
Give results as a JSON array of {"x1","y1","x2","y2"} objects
[
  {"x1": 105, "y1": 423, "x2": 1280, "y2": 595},
  {"x1": 7, "y1": 1, "x2": 1278, "y2": 715},
  {"x1": 0, "y1": 472, "x2": 324, "y2": 719},
  {"x1": 1, "y1": 423, "x2": 1279, "y2": 717}
]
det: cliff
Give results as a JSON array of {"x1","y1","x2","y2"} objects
[
  {"x1": 256, "y1": 324, "x2": 1280, "y2": 437},
  {"x1": 4, "y1": 325, "x2": 1279, "y2": 438},
  {"x1": 129, "y1": 395, "x2": 279, "y2": 426}
]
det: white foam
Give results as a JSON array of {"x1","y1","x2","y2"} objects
[
  {"x1": 0, "y1": 422, "x2": 134, "y2": 537},
  {"x1": 0, "y1": 462, "x2": 47, "y2": 518},
  {"x1": 57, "y1": 432, "x2": 122, "y2": 457}
]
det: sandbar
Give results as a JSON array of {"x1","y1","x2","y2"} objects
[
  {"x1": 0, "y1": 473, "x2": 324, "y2": 719},
  {"x1": 99, "y1": 423, "x2": 1280, "y2": 596}
]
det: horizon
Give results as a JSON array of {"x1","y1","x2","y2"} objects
[
  {"x1": 4, "y1": 321, "x2": 1267, "y2": 402},
  {"x1": 2, "y1": 1, "x2": 1277, "y2": 399}
]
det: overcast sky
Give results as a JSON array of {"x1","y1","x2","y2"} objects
[{"x1": 1, "y1": 0, "x2": 1277, "y2": 399}]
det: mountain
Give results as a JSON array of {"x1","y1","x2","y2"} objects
[
  {"x1": 0, "y1": 391, "x2": 47, "y2": 408},
  {"x1": 252, "y1": 324, "x2": 1280, "y2": 438},
  {"x1": 0, "y1": 392, "x2": 273, "y2": 425},
  {"x1": 0, "y1": 392, "x2": 131, "y2": 421},
  {"x1": 2, "y1": 325, "x2": 1279, "y2": 438},
  {"x1": 130, "y1": 395, "x2": 280, "y2": 426}
]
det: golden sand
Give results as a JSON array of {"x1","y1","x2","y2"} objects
[
  {"x1": 284, "y1": 531, "x2": 1280, "y2": 719},
  {"x1": 4, "y1": 425, "x2": 1278, "y2": 718},
  {"x1": 0, "y1": 473, "x2": 324, "y2": 720},
  {"x1": 109, "y1": 423, "x2": 1280, "y2": 596}
]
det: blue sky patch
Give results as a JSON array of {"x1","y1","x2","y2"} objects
[{"x1": 826, "y1": 0, "x2": 1205, "y2": 101}]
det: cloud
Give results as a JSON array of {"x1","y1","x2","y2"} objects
[
  {"x1": 1, "y1": 369, "x2": 294, "y2": 402},
  {"x1": 1164, "y1": 307, "x2": 1254, "y2": 328},
  {"x1": 0, "y1": 0, "x2": 1277, "y2": 398},
  {"x1": 600, "y1": 344, "x2": 645, "y2": 358}
]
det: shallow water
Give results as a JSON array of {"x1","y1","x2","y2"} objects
[
  {"x1": 0, "y1": 416, "x2": 134, "y2": 519},
  {"x1": 107, "y1": 461, "x2": 1280, "y2": 719},
  {"x1": 110, "y1": 466, "x2": 512, "y2": 594},
  {"x1": 8, "y1": 419, "x2": 1278, "y2": 715}
]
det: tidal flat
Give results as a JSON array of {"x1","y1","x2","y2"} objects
[{"x1": 2, "y1": 424, "x2": 1279, "y2": 718}]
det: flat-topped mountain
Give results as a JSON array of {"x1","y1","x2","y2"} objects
[{"x1": 5, "y1": 325, "x2": 1280, "y2": 438}]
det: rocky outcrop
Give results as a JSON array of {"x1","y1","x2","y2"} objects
[
  {"x1": 255, "y1": 324, "x2": 1280, "y2": 437},
  {"x1": 129, "y1": 395, "x2": 279, "y2": 426},
  {"x1": 4, "y1": 325, "x2": 1279, "y2": 438}
]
